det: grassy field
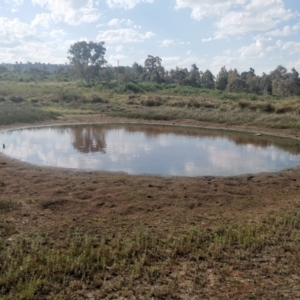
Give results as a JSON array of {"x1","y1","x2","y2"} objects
[
  {"x1": 0, "y1": 80, "x2": 300, "y2": 129},
  {"x1": 1, "y1": 80, "x2": 300, "y2": 299},
  {"x1": 1, "y1": 195, "x2": 300, "y2": 299}
]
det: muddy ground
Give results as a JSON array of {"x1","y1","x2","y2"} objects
[{"x1": 1, "y1": 114, "x2": 300, "y2": 238}]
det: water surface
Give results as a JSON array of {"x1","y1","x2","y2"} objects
[{"x1": 1, "y1": 123, "x2": 300, "y2": 176}]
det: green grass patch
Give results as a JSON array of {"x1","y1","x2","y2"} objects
[{"x1": 41, "y1": 106, "x2": 94, "y2": 115}]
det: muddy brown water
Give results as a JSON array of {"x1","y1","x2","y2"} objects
[{"x1": 1, "y1": 123, "x2": 300, "y2": 176}]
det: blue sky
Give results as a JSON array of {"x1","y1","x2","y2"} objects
[{"x1": 0, "y1": 0, "x2": 299, "y2": 75}]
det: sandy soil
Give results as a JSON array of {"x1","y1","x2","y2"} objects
[{"x1": 1, "y1": 114, "x2": 300, "y2": 238}]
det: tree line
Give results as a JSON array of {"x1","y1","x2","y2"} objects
[
  {"x1": 1, "y1": 40, "x2": 300, "y2": 97},
  {"x1": 66, "y1": 41, "x2": 300, "y2": 97}
]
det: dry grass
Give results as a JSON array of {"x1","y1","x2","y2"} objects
[
  {"x1": 0, "y1": 80, "x2": 300, "y2": 129},
  {"x1": 1, "y1": 208, "x2": 300, "y2": 299}
]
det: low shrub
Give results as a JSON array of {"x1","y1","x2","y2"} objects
[
  {"x1": 141, "y1": 96, "x2": 164, "y2": 107},
  {"x1": 10, "y1": 96, "x2": 25, "y2": 103},
  {"x1": 30, "y1": 99, "x2": 39, "y2": 104},
  {"x1": 91, "y1": 95, "x2": 109, "y2": 103},
  {"x1": 125, "y1": 82, "x2": 145, "y2": 94}
]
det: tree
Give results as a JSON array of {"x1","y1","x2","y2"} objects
[
  {"x1": 202, "y1": 69, "x2": 215, "y2": 89},
  {"x1": 241, "y1": 67, "x2": 255, "y2": 81},
  {"x1": 132, "y1": 62, "x2": 144, "y2": 80},
  {"x1": 99, "y1": 64, "x2": 116, "y2": 81},
  {"x1": 260, "y1": 73, "x2": 272, "y2": 95},
  {"x1": 226, "y1": 69, "x2": 247, "y2": 93},
  {"x1": 0, "y1": 64, "x2": 8, "y2": 74},
  {"x1": 27, "y1": 67, "x2": 50, "y2": 82},
  {"x1": 169, "y1": 67, "x2": 188, "y2": 85},
  {"x1": 246, "y1": 75, "x2": 262, "y2": 94},
  {"x1": 272, "y1": 67, "x2": 300, "y2": 96},
  {"x1": 13, "y1": 62, "x2": 22, "y2": 74},
  {"x1": 68, "y1": 41, "x2": 106, "y2": 83},
  {"x1": 150, "y1": 70, "x2": 162, "y2": 83},
  {"x1": 240, "y1": 68, "x2": 262, "y2": 94},
  {"x1": 215, "y1": 66, "x2": 228, "y2": 91},
  {"x1": 144, "y1": 55, "x2": 162, "y2": 74},
  {"x1": 186, "y1": 64, "x2": 201, "y2": 87}
]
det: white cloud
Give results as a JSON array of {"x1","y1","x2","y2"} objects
[
  {"x1": 31, "y1": 13, "x2": 53, "y2": 28},
  {"x1": 31, "y1": 0, "x2": 100, "y2": 26},
  {"x1": 5, "y1": 0, "x2": 24, "y2": 11},
  {"x1": 160, "y1": 39, "x2": 174, "y2": 47},
  {"x1": 202, "y1": 37, "x2": 213, "y2": 42},
  {"x1": 289, "y1": 58, "x2": 300, "y2": 71},
  {"x1": 107, "y1": 18, "x2": 120, "y2": 26},
  {"x1": 237, "y1": 37, "x2": 275, "y2": 60},
  {"x1": 5, "y1": 0, "x2": 24, "y2": 5},
  {"x1": 161, "y1": 56, "x2": 205, "y2": 70},
  {"x1": 175, "y1": 0, "x2": 294, "y2": 38},
  {"x1": 96, "y1": 29, "x2": 155, "y2": 43},
  {"x1": 0, "y1": 40, "x2": 65, "y2": 64},
  {"x1": 277, "y1": 41, "x2": 300, "y2": 55},
  {"x1": 268, "y1": 26, "x2": 293, "y2": 37},
  {"x1": 175, "y1": 0, "x2": 246, "y2": 20},
  {"x1": 115, "y1": 45, "x2": 124, "y2": 52},
  {"x1": 215, "y1": 0, "x2": 294, "y2": 38},
  {"x1": 107, "y1": 18, "x2": 135, "y2": 27},
  {"x1": 106, "y1": 0, "x2": 153, "y2": 10},
  {"x1": 107, "y1": 54, "x2": 127, "y2": 64},
  {"x1": 208, "y1": 37, "x2": 291, "y2": 74},
  {"x1": 267, "y1": 22, "x2": 300, "y2": 37},
  {"x1": 0, "y1": 16, "x2": 71, "y2": 64},
  {"x1": 50, "y1": 29, "x2": 66, "y2": 39},
  {"x1": 0, "y1": 17, "x2": 36, "y2": 47}
]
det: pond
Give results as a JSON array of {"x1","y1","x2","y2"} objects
[{"x1": 1, "y1": 123, "x2": 300, "y2": 176}]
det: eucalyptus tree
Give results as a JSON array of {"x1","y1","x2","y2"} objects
[
  {"x1": 226, "y1": 69, "x2": 248, "y2": 93},
  {"x1": 261, "y1": 73, "x2": 272, "y2": 95},
  {"x1": 186, "y1": 64, "x2": 202, "y2": 87},
  {"x1": 0, "y1": 64, "x2": 8, "y2": 74},
  {"x1": 144, "y1": 55, "x2": 162, "y2": 74},
  {"x1": 98, "y1": 64, "x2": 116, "y2": 81},
  {"x1": 215, "y1": 66, "x2": 228, "y2": 90},
  {"x1": 13, "y1": 62, "x2": 22, "y2": 74},
  {"x1": 270, "y1": 65, "x2": 288, "y2": 95},
  {"x1": 132, "y1": 62, "x2": 144, "y2": 80},
  {"x1": 170, "y1": 67, "x2": 189, "y2": 85},
  {"x1": 202, "y1": 69, "x2": 215, "y2": 89},
  {"x1": 271, "y1": 66, "x2": 300, "y2": 96},
  {"x1": 68, "y1": 41, "x2": 106, "y2": 83}
]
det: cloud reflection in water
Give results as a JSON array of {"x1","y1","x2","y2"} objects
[{"x1": 1, "y1": 124, "x2": 300, "y2": 176}]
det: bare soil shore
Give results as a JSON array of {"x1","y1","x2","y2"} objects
[{"x1": 1, "y1": 114, "x2": 300, "y2": 235}]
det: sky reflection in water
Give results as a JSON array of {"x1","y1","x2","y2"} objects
[{"x1": 1, "y1": 124, "x2": 300, "y2": 176}]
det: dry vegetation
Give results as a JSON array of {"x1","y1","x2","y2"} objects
[
  {"x1": 0, "y1": 80, "x2": 300, "y2": 299},
  {"x1": 1, "y1": 81, "x2": 300, "y2": 128}
]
